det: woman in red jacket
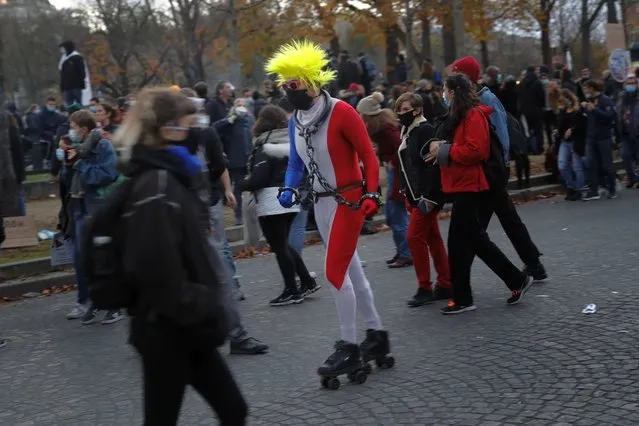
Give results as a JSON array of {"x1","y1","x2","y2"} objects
[
  {"x1": 358, "y1": 92, "x2": 412, "y2": 268},
  {"x1": 427, "y1": 74, "x2": 533, "y2": 315}
]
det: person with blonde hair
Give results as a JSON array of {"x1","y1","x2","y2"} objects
[
  {"x1": 268, "y1": 40, "x2": 394, "y2": 387},
  {"x1": 357, "y1": 92, "x2": 412, "y2": 269},
  {"x1": 112, "y1": 88, "x2": 248, "y2": 424}
]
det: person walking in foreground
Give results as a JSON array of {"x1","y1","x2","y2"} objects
[
  {"x1": 113, "y1": 88, "x2": 247, "y2": 425},
  {"x1": 357, "y1": 92, "x2": 412, "y2": 269},
  {"x1": 393, "y1": 92, "x2": 452, "y2": 307},
  {"x1": 267, "y1": 40, "x2": 394, "y2": 386},
  {"x1": 238, "y1": 104, "x2": 320, "y2": 305},
  {"x1": 426, "y1": 74, "x2": 534, "y2": 315}
]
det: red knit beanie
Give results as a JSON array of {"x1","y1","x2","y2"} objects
[{"x1": 451, "y1": 56, "x2": 481, "y2": 82}]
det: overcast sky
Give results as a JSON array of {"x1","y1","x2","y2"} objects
[{"x1": 49, "y1": 0, "x2": 75, "y2": 8}]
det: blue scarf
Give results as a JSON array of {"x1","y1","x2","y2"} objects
[{"x1": 166, "y1": 145, "x2": 202, "y2": 177}]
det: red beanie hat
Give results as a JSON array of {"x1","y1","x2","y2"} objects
[{"x1": 451, "y1": 56, "x2": 481, "y2": 82}]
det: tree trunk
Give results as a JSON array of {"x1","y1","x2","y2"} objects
[
  {"x1": 404, "y1": 0, "x2": 413, "y2": 81},
  {"x1": 621, "y1": 0, "x2": 629, "y2": 46},
  {"x1": 442, "y1": 7, "x2": 456, "y2": 65},
  {"x1": 421, "y1": 16, "x2": 432, "y2": 63},
  {"x1": 452, "y1": 0, "x2": 465, "y2": 57},
  {"x1": 480, "y1": 40, "x2": 490, "y2": 68},
  {"x1": 540, "y1": 1, "x2": 552, "y2": 67},
  {"x1": 228, "y1": 0, "x2": 242, "y2": 86},
  {"x1": 385, "y1": 28, "x2": 399, "y2": 84},
  {"x1": 0, "y1": 30, "x2": 20, "y2": 218},
  {"x1": 607, "y1": 0, "x2": 618, "y2": 23},
  {"x1": 582, "y1": 0, "x2": 592, "y2": 68},
  {"x1": 329, "y1": 37, "x2": 340, "y2": 56}
]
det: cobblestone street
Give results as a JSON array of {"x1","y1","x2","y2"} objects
[{"x1": 2, "y1": 192, "x2": 639, "y2": 425}]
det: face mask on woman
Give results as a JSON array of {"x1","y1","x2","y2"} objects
[
  {"x1": 68, "y1": 128, "x2": 81, "y2": 143},
  {"x1": 397, "y1": 110, "x2": 415, "y2": 128},
  {"x1": 625, "y1": 85, "x2": 637, "y2": 94}
]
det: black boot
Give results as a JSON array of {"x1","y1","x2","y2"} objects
[
  {"x1": 407, "y1": 288, "x2": 435, "y2": 307},
  {"x1": 317, "y1": 340, "x2": 361, "y2": 376},
  {"x1": 360, "y1": 329, "x2": 395, "y2": 369}
]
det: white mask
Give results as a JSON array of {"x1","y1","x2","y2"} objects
[
  {"x1": 196, "y1": 114, "x2": 210, "y2": 128},
  {"x1": 235, "y1": 106, "x2": 248, "y2": 118}
]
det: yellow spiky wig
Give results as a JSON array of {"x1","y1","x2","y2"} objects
[{"x1": 265, "y1": 40, "x2": 336, "y2": 92}]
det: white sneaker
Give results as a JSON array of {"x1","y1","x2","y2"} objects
[{"x1": 66, "y1": 304, "x2": 88, "y2": 320}]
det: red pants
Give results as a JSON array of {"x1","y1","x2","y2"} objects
[{"x1": 406, "y1": 207, "x2": 451, "y2": 291}]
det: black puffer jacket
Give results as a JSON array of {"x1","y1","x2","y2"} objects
[
  {"x1": 122, "y1": 145, "x2": 228, "y2": 347},
  {"x1": 397, "y1": 119, "x2": 444, "y2": 208}
]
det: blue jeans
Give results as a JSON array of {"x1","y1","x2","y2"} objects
[
  {"x1": 586, "y1": 138, "x2": 615, "y2": 193},
  {"x1": 621, "y1": 137, "x2": 639, "y2": 184},
  {"x1": 384, "y1": 168, "x2": 411, "y2": 259},
  {"x1": 208, "y1": 200, "x2": 246, "y2": 342},
  {"x1": 558, "y1": 141, "x2": 585, "y2": 191},
  {"x1": 63, "y1": 89, "x2": 83, "y2": 108},
  {"x1": 288, "y1": 191, "x2": 309, "y2": 254},
  {"x1": 72, "y1": 209, "x2": 89, "y2": 305}
]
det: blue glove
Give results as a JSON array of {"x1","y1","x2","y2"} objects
[{"x1": 278, "y1": 188, "x2": 295, "y2": 208}]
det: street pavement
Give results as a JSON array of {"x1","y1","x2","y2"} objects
[{"x1": 2, "y1": 191, "x2": 639, "y2": 425}]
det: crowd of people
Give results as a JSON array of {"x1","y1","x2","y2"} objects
[{"x1": 1, "y1": 36, "x2": 639, "y2": 423}]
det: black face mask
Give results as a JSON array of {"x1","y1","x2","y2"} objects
[
  {"x1": 398, "y1": 111, "x2": 415, "y2": 128},
  {"x1": 286, "y1": 89, "x2": 315, "y2": 111}
]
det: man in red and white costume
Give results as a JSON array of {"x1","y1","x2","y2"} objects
[{"x1": 270, "y1": 41, "x2": 394, "y2": 382}]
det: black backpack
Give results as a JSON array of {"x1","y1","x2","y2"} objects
[
  {"x1": 81, "y1": 177, "x2": 136, "y2": 311},
  {"x1": 481, "y1": 114, "x2": 508, "y2": 190},
  {"x1": 506, "y1": 113, "x2": 528, "y2": 157}
]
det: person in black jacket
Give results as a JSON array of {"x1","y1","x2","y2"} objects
[
  {"x1": 207, "y1": 81, "x2": 234, "y2": 124},
  {"x1": 556, "y1": 89, "x2": 587, "y2": 200},
  {"x1": 238, "y1": 105, "x2": 319, "y2": 306},
  {"x1": 518, "y1": 66, "x2": 546, "y2": 154},
  {"x1": 6, "y1": 111, "x2": 26, "y2": 215},
  {"x1": 58, "y1": 41, "x2": 86, "y2": 107},
  {"x1": 113, "y1": 88, "x2": 248, "y2": 425},
  {"x1": 181, "y1": 88, "x2": 268, "y2": 355},
  {"x1": 394, "y1": 93, "x2": 452, "y2": 307}
]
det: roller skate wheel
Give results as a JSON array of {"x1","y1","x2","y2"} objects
[
  {"x1": 347, "y1": 371, "x2": 357, "y2": 382},
  {"x1": 320, "y1": 377, "x2": 330, "y2": 388},
  {"x1": 327, "y1": 377, "x2": 340, "y2": 390},
  {"x1": 362, "y1": 363, "x2": 372, "y2": 375},
  {"x1": 355, "y1": 370, "x2": 368, "y2": 384},
  {"x1": 376, "y1": 356, "x2": 395, "y2": 369}
]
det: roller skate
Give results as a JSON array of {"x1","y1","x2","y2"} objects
[
  {"x1": 360, "y1": 329, "x2": 395, "y2": 374},
  {"x1": 317, "y1": 340, "x2": 368, "y2": 390}
]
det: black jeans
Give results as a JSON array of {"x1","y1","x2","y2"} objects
[
  {"x1": 484, "y1": 186, "x2": 541, "y2": 266},
  {"x1": 448, "y1": 192, "x2": 525, "y2": 306},
  {"x1": 259, "y1": 213, "x2": 313, "y2": 292},
  {"x1": 132, "y1": 320, "x2": 248, "y2": 426},
  {"x1": 543, "y1": 110, "x2": 556, "y2": 151}
]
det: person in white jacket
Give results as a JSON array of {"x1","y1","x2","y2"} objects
[{"x1": 238, "y1": 105, "x2": 320, "y2": 306}]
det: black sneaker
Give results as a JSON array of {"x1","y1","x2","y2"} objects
[
  {"x1": 300, "y1": 278, "x2": 321, "y2": 297},
  {"x1": 81, "y1": 306, "x2": 99, "y2": 325},
  {"x1": 564, "y1": 190, "x2": 574, "y2": 201},
  {"x1": 407, "y1": 288, "x2": 435, "y2": 307},
  {"x1": 507, "y1": 276, "x2": 534, "y2": 305},
  {"x1": 386, "y1": 255, "x2": 398, "y2": 265},
  {"x1": 607, "y1": 191, "x2": 618, "y2": 199},
  {"x1": 433, "y1": 286, "x2": 453, "y2": 300},
  {"x1": 269, "y1": 289, "x2": 304, "y2": 306},
  {"x1": 230, "y1": 337, "x2": 269, "y2": 355},
  {"x1": 582, "y1": 191, "x2": 600, "y2": 201},
  {"x1": 523, "y1": 262, "x2": 549, "y2": 283},
  {"x1": 441, "y1": 301, "x2": 476, "y2": 315}
]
